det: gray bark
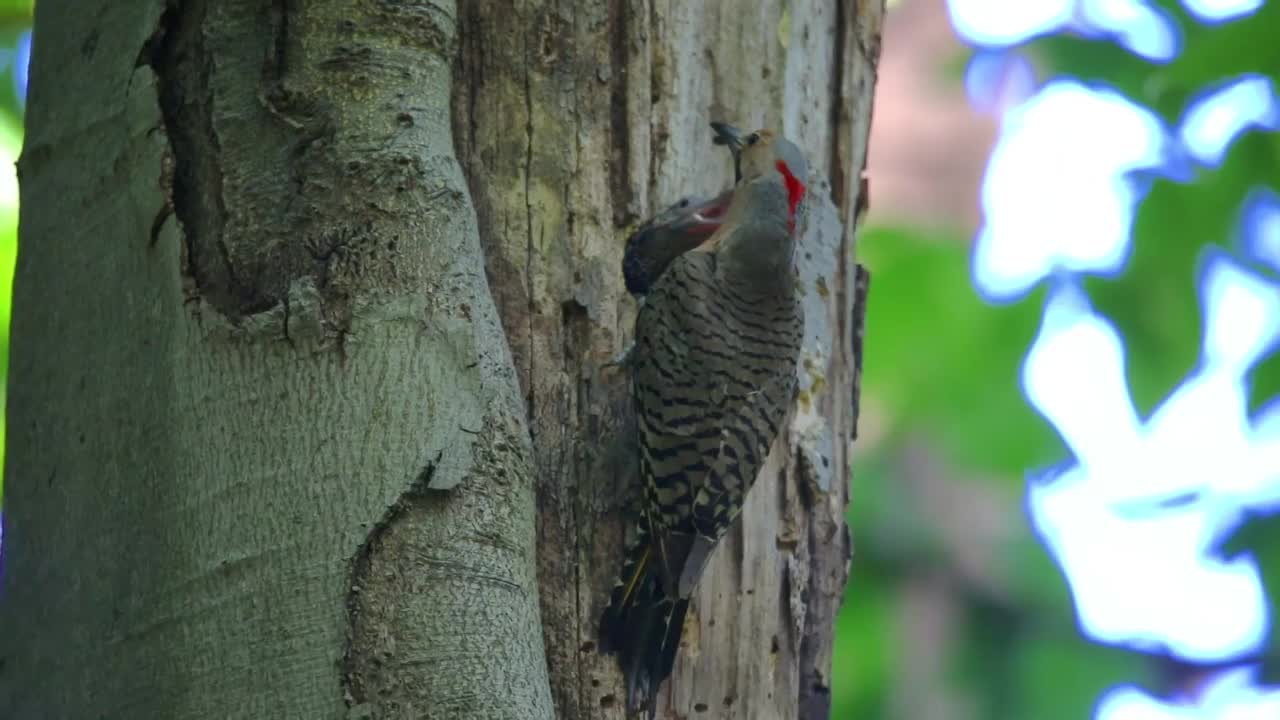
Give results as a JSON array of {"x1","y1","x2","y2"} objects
[
  {"x1": 1, "y1": 1, "x2": 552, "y2": 718},
  {"x1": 0, "y1": 1, "x2": 883, "y2": 719}
]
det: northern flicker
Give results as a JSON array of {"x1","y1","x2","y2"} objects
[
  {"x1": 623, "y1": 192, "x2": 728, "y2": 296},
  {"x1": 600, "y1": 122, "x2": 808, "y2": 715}
]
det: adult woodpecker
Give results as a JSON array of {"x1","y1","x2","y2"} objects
[{"x1": 601, "y1": 123, "x2": 808, "y2": 715}]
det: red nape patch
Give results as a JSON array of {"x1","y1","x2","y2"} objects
[{"x1": 776, "y1": 160, "x2": 806, "y2": 228}]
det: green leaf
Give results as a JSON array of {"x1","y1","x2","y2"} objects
[{"x1": 1216, "y1": 510, "x2": 1280, "y2": 682}]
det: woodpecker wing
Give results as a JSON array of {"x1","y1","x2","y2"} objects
[{"x1": 631, "y1": 250, "x2": 802, "y2": 594}]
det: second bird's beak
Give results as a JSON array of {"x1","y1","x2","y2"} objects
[{"x1": 710, "y1": 121, "x2": 745, "y2": 183}]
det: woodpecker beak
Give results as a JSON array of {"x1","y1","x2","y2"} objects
[
  {"x1": 710, "y1": 121, "x2": 746, "y2": 183},
  {"x1": 710, "y1": 121, "x2": 746, "y2": 150}
]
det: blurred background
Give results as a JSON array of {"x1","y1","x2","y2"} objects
[
  {"x1": 834, "y1": 0, "x2": 1280, "y2": 718},
  {"x1": 0, "y1": 1, "x2": 1277, "y2": 718},
  {"x1": 0, "y1": 0, "x2": 25, "y2": 510}
]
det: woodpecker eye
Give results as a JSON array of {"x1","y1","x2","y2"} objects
[{"x1": 746, "y1": 133, "x2": 760, "y2": 146}]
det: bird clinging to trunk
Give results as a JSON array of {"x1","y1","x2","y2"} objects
[{"x1": 600, "y1": 122, "x2": 809, "y2": 716}]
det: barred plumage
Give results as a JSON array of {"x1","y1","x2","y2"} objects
[
  {"x1": 600, "y1": 124, "x2": 808, "y2": 716},
  {"x1": 635, "y1": 250, "x2": 802, "y2": 537}
]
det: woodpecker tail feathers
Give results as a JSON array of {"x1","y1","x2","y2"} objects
[{"x1": 598, "y1": 524, "x2": 690, "y2": 718}]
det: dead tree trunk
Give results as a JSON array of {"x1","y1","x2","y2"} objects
[{"x1": 453, "y1": 3, "x2": 883, "y2": 718}]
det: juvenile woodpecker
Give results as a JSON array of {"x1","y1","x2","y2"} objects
[
  {"x1": 601, "y1": 123, "x2": 808, "y2": 715},
  {"x1": 623, "y1": 193, "x2": 729, "y2": 296}
]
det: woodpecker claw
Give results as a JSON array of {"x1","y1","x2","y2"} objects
[
  {"x1": 593, "y1": 342, "x2": 635, "y2": 386},
  {"x1": 605, "y1": 343, "x2": 634, "y2": 369}
]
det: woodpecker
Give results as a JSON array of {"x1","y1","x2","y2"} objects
[
  {"x1": 601, "y1": 123, "x2": 808, "y2": 715},
  {"x1": 623, "y1": 193, "x2": 729, "y2": 296}
]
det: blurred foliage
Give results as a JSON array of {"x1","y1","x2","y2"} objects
[
  {"x1": 833, "y1": 3, "x2": 1280, "y2": 719},
  {"x1": 1219, "y1": 510, "x2": 1280, "y2": 684},
  {"x1": 853, "y1": 227, "x2": 1058, "y2": 474},
  {"x1": 0, "y1": 0, "x2": 26, "y2": 504}
]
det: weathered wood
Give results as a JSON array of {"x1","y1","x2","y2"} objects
[
  {"x1": 453, "y1": 2, "x2": 884, "y2": 718},
  {"x1": 0, "y1": 0, "x2": 882, "y2": 717}
]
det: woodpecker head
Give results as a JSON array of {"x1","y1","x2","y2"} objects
[
  {"x1": 711, "y1": 122, "x2": 808, "y2": 231},
  {"x1": 623, "y1": 193, "x2": 731, "y2": 295},
  {"x1": 620, "y1": 123, "x2": 809, "y2": 295}
]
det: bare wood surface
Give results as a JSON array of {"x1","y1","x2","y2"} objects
[{"x1": 454, "y1": 2, "x2": 885, "y2": 718}]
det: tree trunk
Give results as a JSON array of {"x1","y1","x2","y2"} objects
[
  {"x1": 0, "y1": 1, "x2": 882, "y2": 719},
  {"x1": 454, "y1": 2, "x2": 882, "y2": 719},
  {"x1": 1, "y1": 2, "x2": 551, "y2": 718}
]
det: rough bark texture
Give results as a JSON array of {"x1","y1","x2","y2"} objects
[
  {"x1": 2, "y1": 1, "x2": 552, "y2": 719},
  {"x1": 1, "y1": 1, "x2": 881, "y2": 719},
  {"x1": 452, "y1": 2, "x2": 884, "y2": 719}
]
